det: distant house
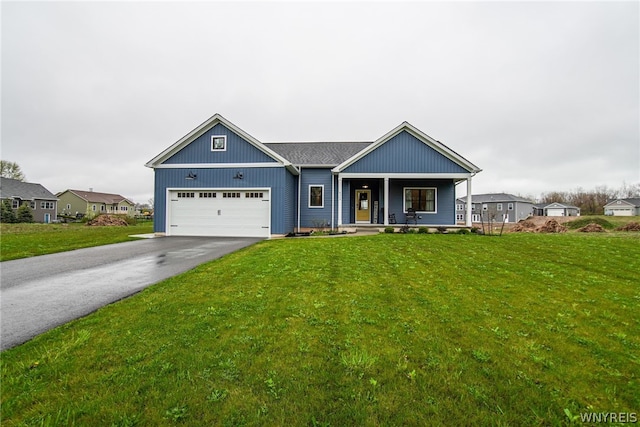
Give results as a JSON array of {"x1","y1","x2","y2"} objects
[
  {"x1": 0, "y1": 177, "x2": 58, "y2": 223},
  {"x1": 603, "y1": 198, "x2": 640, "y2": 216},
  {"x1": 57, "y1": 189, "x2": 135, "y2": 218},
  {"x1": 455, "y1": 193, "x2": 534, "y2": 224},
  {"x1": 533, "y1": 202, "x2": 580, "y2": 217}
]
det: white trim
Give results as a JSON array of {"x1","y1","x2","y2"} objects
[
  {"x1": 145, "y1": 113, "x2": 293, "y2": 169},
  {"x1": 403, "y1": 187, "x2": 437, "y2": 214},
  {"x1": 211, "y1": 135, "x2": 227, "y2": 151},
  {"x1": 337, "y1": 172, "x2": 473, "y2": 179},
  {"x1": 154, "y1": 163, "x2": 284, "y2": 169},
  {"x1": 332, "y1": 122, "x2": 481, "y2": 174},
  {"x1": 308, "y1": 184, "x2": 324, "y2": 208}
]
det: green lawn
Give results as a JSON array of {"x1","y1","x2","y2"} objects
[
  {"x1": 1, "y1": 232, "x2": 639, "y2": 426},
  {"x1": 0, "y1": 222, "x2": 154, "y2": 261}
]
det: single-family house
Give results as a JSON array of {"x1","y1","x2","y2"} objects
[
  {"x1": 603, "y1": 198, "x2": 640, "y2": 216},
  {"x1": 145, "y1": 114, "x2": 481, "y2": 237},
  {"x1": 57, "y1": 189, "x2": 135, "y2": 218},
  {"x1": 0, "y1": 177, "x2": 58, "y2": 223},
  {"x1": 533, "y1": 202, "x2": 580, "y2": 217},
  {"x1": 455, "y1": 193, "x2": 534, "y2": 224}
]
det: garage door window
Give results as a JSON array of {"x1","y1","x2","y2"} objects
[
  {"x1": 246, "y1": 192, "x2": 264, "y2": 198},
  {"x1": 200, "y1": 192, "x2": 216, "y2": 198},
  {"x1": 177, "y1": 192, "x2": 195, "y2": 198},
  {"x1": 223, "y1": 192, "x2": 241, "y2": 198}
]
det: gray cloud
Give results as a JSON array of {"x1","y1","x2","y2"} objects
[{"x1": 2, "y1": 1, "x2": 638, "y2": 203}]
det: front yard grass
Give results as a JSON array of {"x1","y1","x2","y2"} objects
[
  {"x1": 1, "y1": 232, "x2": 638, "y2": 425},
  {"x1": 0, "y1": 222, "x2": 154, "y2": 261}
]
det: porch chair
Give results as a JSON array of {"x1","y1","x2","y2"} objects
[
  {"x1": 405, "y1": 208, "x2": 417, "y2": 225},
  {"x1": 388, "y1": 213, "x2": 397, "y2": 224}
]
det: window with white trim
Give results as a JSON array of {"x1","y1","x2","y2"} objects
[
  {"x1": 12, "y1": 199, "x2": 19, "y2": 209},
  {"x1": 211, "y1": 135, "x2": 227, "y2": 151},
  {"x1": 497, "y1": 203, "x2": 503, "y2": 211},
  {"x1": 482, "y1": 204, "x2": 488, "y2": 211},
  {"x1": 40, "y1": 201, "x2": 54, "y2": 209},
  {"x1": 92, "y1": 205, "x2": 97, "y2": 211},
  {"x1": 309, "y1": 185, "x2": 324, "y2": 208},
  {"x1": 456, "y1": 203, "x2": 464, "y2": 211},
  {"x1": 404, "y1": 188, "x2": 436, "y2": 213},
  {"x1": 508, "y1": 203, "x2": 514, "y2": 210},
  {"x1": 456, "y1": 213, "x2": 465, "y2": 221}
]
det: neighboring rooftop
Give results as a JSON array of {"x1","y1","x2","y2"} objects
[
  {"x1": 457, "y1": 193, "x2": 534, "y2": 203},
  {"x1": 264, "y1": 142, "x2": 372, "y2": 166},
  {"x1": 604, "y1": 197, "x2": 640, "y2": 207},
  {"x1": 59, "y1": 189, "x2": 132, "y2": 205},
  {"x1": 0, "y1": 177, "x2": 58, "y2": 201}
]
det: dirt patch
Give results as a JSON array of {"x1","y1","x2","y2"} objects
[
  {"x1": 535, "y1": 219, "x2": 567, "y2": 233},
  {"x1": 511, "y1": 220, "x2": 537, "y2": 233},
  {"x1": 576, "y1": 223, "x2": 606, "y2": 233},
  {"x1": 616, "y1": 221, "x2": 640, "y2": 232},
  {"x1": 86, "y1": 215, "x2": 129, "y2": 226}
]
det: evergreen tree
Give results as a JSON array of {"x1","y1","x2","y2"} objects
[
  {"x1": 0, "y1": 199, "x2": 17, "y2": 223},
  {"x1": 16, "y1": 203, "x2": 34, "y2": 223}
]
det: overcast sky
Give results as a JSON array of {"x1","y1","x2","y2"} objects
[{"x1": 2, "y1": 1, "x2": 638, "y2": 204}]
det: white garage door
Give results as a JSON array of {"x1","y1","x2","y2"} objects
[
  {"x1": 168, "y1": 189, "x2": 270, "y2": 237},
  {"x1": 546, "y1": 208, "x2": 565, "y2": 216}
]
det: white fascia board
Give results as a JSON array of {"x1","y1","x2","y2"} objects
[
  {"x1": 145, "y1": 113, "x2": 294, "y2": 169},
  {"x1": 337, "y1": 173, "x2": 473, "y2": 179},
  {"x1": 154, "y1": 163, "x2": 285, "y2": 169},
  {"x1": 332, "y1": 121, "x2": 481, "y2": 174}
]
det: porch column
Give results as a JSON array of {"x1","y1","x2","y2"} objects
[
  {"x1": 384, "y1": 177, "x2": 389, "y2": 226},
  {"x1": 337, "y1": 175, "x2": 343, "y2": 226},
  {"x1": 466, "y1": 177, "x2": 472, "y2": 227}
]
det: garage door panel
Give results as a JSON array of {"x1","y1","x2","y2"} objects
[{"x1": 168, "y1": 190, "x2": 270, "y2": 237}]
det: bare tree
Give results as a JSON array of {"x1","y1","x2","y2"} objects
[{"x1": 0, "y1": 160, "x2": 26, "y2": 181}]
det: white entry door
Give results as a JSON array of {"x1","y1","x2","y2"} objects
[{"x1": 168, "y1": 189, "x2": 270, "y2": 237}]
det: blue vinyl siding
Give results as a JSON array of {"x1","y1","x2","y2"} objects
[
  {"x1": 343, "y1": 131, "x2": 469, "y2": 174},
  {"x1": 164, "y1": 123, "x2": 279, "y2": 164},
  {"x1": 300, "y1": 168, "x2": 333, "y2": 228},
  {"x1": 153, "y1": 167, "x2": 293, "y2": 234},
  {"x1": 337, "y1": 179, "x2": 456, "y2": 225}
]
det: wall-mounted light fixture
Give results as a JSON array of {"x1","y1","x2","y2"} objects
[
  {"x1": 362, "y1": 184, "x2": 369, "y2": 189},
  {"x1": 234, "y1": 171, "x2": 244, "y2": 179},
  {"x1": 185, "y1": 172, "x2": 197, "y2": 180}
]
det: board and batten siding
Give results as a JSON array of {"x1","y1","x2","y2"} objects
[
  {"x1": 163, "y1": 123, "x2": 279, "y2": 165},
  {"x1": 153, "y1": 167, "x2": 293, "y2": 234},
  {"x1": 343, "y1": 131, "x2": 469, "y2": 174},
  {"x1": 300, "y1": 168, "x2": 333, "y2": 228}
]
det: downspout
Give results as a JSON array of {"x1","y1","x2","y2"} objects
[{"x1": 331, "y1": 172, "x2": 335, "y2": 230}]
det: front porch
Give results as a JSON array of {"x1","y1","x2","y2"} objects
[{"x1": 334, "y1": 173, "x2": 474, "y2": 228}]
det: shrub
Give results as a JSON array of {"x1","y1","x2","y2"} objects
[
  {"x1": 436, "y1": 226, "x2": 448, "y2": 234},
  {"x1": 0, "y1": 199, "x2": 17, "y2": 223},
  {"x1": 457, "y1": 228, "x2": 470, "y2": 234},
  {"x1": 418, "y1": 227, "x2": 429, "y2": 234},
  {"x1": 384, "y1": 227, "x2": 395, "y2": 234},
  {"x1": 16, "y1": 204, "x2": 34, "y2": 223}
]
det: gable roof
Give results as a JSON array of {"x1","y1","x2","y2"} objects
[
  {"x1": 332, "y1": 121, "x2": 481, "y2": 174},
  {"x1": 604, "y1": 197, "x2": 640, "y2": 208},
  {"x1": 539, "y1": 202, "x2": 580, "y2": 210},
  {"x1": 0, "y1": 177, "x2": 57, "y2": 201},
  {"x1": 145, "y1": 113, "x2": 296, "y2": 172},
  {"x1": 264, "y1": 142, "x2": 372, "y2": 167},
  {"x1": 59, "y1": 189, "x2": 133, "y2": 205},
  {"x1": 456, "y1": 193, "x2": 534, "y2": 204}
]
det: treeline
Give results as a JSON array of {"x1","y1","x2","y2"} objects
[{"x1": 536, "y1": 182, "x2": 640, "y2": 215}]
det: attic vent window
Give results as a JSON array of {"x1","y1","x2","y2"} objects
[{"x1": 211, "y1": 135, "x2": 227, "y2": 151}]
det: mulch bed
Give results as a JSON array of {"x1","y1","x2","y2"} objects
[
  {"x1": 512, "y1": 219, "x2": 567, "y2": 233},
  {"x1": 576, "y1": 223, "x2": 606, "y2": 233},
  {"x1": 615, "y1": 221, "x2": 640, "y2": 232},
  {"x1": 86, "y1": 215, "x2": 129, "y2": 226}
]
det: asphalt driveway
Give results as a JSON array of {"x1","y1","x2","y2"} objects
[{"x1": 0, "y1": 236, "x2": 261, "y2": 351}]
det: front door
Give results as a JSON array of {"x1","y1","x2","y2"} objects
[{"x1": 355, "y1": 189, "x2": 371, "y2": 223}]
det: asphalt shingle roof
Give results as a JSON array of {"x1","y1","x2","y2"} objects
[
  {"x1": 63, "y1": 190, "x2": 132, "y2": 204},
  {"x1": 457, "y1": 193, "x2": 534, "y2": 203},
  {"x1": 264, "y1": 142, "x2": 372, "y2": 166},
  {"x1": 0, "y1": 177, "x2": 57, "y2": 201}
]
